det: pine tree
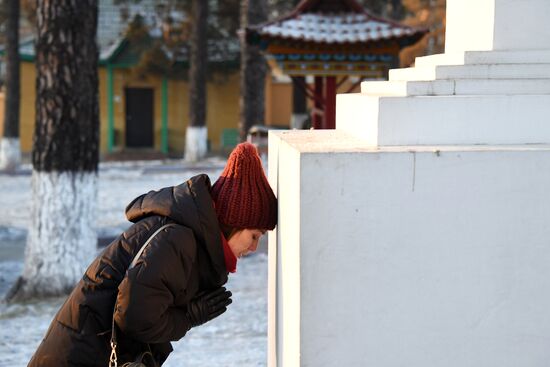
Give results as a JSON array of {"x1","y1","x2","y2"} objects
[
  {"x1": 0, "y1": 0, "x2": 21, "y2": 172},
  {"x1": 7, "y1": 0, "x2": 99, "y2": 302},
  {"x1": 239, "y1": 0, "x2": 268, "y2": 142},
  {"x1": 185, "y1": 0, "x2": 209, "y2": 161}
]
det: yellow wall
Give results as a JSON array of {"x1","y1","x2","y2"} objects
[
  {"x1": 166, "y1": 77, "x2": 187, "y2": 153},
  {"x1": 264, "y1": 76, "x2": 362, "y2": 127},
  {"x1": 0, "y1": 94, "x2": 4, "y2": 137},
  {"x1": 8, "y1": 61, "x2": 361, "y2": 155},
  {"x1": 104, "y1": 69, "x2": 165, "y2": 151},
  {"x1": 103, "y1": 68, "x2": 241, "y2": 154},
  {"x1": 206, "y1": 74, "x2": 241, "y2": 150},
  {"x1": 98, "y1": 67, "x2": 108, "y2": 153},
  {"x1": 15, "y1": 62, "x2": 242, "y2": 154},
  {"x1": 265, "y1": 76, "x2": 293, "y2": 127},
  {"x1": 20, "y1": 62, "x2": 36, "y2": 152}
]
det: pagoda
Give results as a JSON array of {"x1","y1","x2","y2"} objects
[{"x1": 246, "y1": 0, "x2": 426, "y2": 129}]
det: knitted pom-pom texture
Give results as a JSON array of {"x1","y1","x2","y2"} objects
[{"x1": 211, "y1": 142, "x2": 277, "y2": 230}]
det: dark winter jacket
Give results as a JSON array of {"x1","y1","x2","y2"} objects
[{"x1": 28, "y1": 174, "x2": 228, "y2": 367}]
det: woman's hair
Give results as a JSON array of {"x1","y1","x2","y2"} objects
[{"x1": 219, "y1": 222, "x2": 239, "y2": 240}]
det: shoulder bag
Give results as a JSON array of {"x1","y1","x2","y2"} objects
[{"x1": 109, "y1": 223, "x2": 177, "y2": 367}]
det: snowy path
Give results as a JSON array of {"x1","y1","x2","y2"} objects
[{"x1": 0, "y1": 159, "x2": 269, "y2": 366}]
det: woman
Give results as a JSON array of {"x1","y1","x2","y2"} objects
[{"x1": 28, "y1": 142, "x2": 278, "y2": 366}]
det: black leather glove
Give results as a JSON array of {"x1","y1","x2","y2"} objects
[{"x1": 186, "y1": 286, "x2": 232, "y2": 328}]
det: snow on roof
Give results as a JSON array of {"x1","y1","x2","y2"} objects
[
  {"x1": 13, "y1": 0, "x2": 238, "y2": 64},
  {"x1": 97, "y1": 0, "x2": 173, "y2": 60},
  {"x1": 13, "y1": 0, "x2": 167, "y2": 60},
  {"x1": 163, "y1": 38, "x2": 240, "y2": 64},
  {"x1": 257, "y1": 13, "x2": 416, "y2": 44}
]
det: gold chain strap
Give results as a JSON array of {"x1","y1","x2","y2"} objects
[{"x1": 109, "y1": 339, "x2": 118, "y2": 367}]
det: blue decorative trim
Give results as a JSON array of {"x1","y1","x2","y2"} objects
[
  {"x1": 288, "y1": 54, "x2": 301, "y2": 61},
  {"x1": 271, "y1": 53, "x2": 396, "y2": 63}
]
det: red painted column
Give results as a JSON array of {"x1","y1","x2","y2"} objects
[
  {"x1": 325, "y1": 76, "x2": 336, "y2": 129},
  {"x1": 312, "y1": 76, "x2": 324, "y2": 129}
]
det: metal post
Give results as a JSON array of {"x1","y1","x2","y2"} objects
[
  {"x1": 313, "y1": 76, "x2": 324, "y2": 129},
  {"x1": 161, "y1": 77, "x2": 168, "y2": 154},
  {"x1": 107, "y1": 64, "x2": 114, "y2": 153},
  {"x1": 325, "y1": 76, "x2": 336, "y2": 129}
]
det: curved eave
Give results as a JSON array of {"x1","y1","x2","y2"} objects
[
  {"x1": 251, "y1": 29, "x2": 426, "y2": 50},
  {"x1": 7, "y1": 37, "x2": 130, "y2": 66},
  {"x1": 17, "y1": 53, "x2": 129, "y2": 66},
  {"x1": 244, "y1": 0, "x2": 428, "y2": 50},
  {"x1": 21, "y1": 53, "x2": 35, "y2": 62},
  {"x1": 99, "y1": 38, "x2": 129, "y2": 65},
  {"x1": 249, "y1": 0, "x2": 404, "y2": 32}
]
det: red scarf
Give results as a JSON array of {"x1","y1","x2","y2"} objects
[{"x1": 221, "y1": 232, "x2": 237, "y2": 273}]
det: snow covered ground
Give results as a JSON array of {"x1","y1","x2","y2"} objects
[{"x1": 0, "y1": 158, "x2": 269, "y2": 367}]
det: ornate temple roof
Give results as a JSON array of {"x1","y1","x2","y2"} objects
[
  {"x1": 247, "y1": 0, "x2": 425, "y2": 47},
  {"x1": 257, "y1": 13, "x2": 418, "y2": 44}
]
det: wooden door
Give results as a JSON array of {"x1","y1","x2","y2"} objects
[{"x1": 125, "y1": 88, "x2": 154, "y2": 148}]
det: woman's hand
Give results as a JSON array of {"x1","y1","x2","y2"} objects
[{"x1": 186, "y1": 286, "x2": 232, "y2": 328}]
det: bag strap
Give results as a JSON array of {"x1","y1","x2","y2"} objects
[
  {"x1": 109, "y1": 223, "x2": 178, "y2": 367},
  {"x1": 129, "y1": 223, "x2": 177, "y2": 269}
]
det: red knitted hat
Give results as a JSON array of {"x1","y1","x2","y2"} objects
[{"x1": 211, "y1": 142, "x2": 277, "y2": 230}]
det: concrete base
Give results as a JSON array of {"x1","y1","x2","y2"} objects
[{"x1": 268, "y1": 129, "x2": 550, "y2": 367}]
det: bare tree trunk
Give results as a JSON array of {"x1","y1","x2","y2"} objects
[
  {"x1": 0, "y1": 0, "x2": 21, "y2": 172},
  {"x1": 291, "y1": 76, "x2": 308, "y2": 129},
  {"x1": 239, "y1": 0, "x2": 268, "y2": 142},
  {"x1": 185, "y1": 0, "x2": 208, "y2": 162},
  {"x1": 6, "y1": 0, "x2": 99, "y2": 302}
]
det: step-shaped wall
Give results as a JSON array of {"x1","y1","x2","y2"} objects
[
  {"x1": 361, "y1": 79, "x2": 550, "y2": 97},
  {"x1": 414, "y1": 50, "x2": 550, "y2": 67},
  {"x1": 340, "y1": 50, "x2": 550, "y2": 146},
  {"x1": 388, "y1": 63, "x2": 550, "y2": 82},
  {"x1": 337, "y1": 94, "x2": 550, "y2": 146}
]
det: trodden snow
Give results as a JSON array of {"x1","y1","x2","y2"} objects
[{"x1": 0, "y1": 158, "x2": 269, "y2": 367}]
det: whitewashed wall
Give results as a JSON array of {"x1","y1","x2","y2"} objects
[
  {"x1": 445, "y1": 0, "x2": 550, "y2": 53},
  {"x1": 269, "y1": 130, "x2": 550, "y2": 367},
  {"x1": 268, "y1": 1, "x2": 550, "y2": 365}
]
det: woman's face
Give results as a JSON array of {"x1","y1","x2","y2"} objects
[{"x1": 227, "y1": 229, "x2": 266, "y2": 258}]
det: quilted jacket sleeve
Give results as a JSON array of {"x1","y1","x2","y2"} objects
[{"x1": 114, "y1": 224, "x2": 197, "y2": 343}]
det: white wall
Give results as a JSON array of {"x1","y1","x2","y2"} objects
[
  {"x1": 493, "y1": 0, "x2": 550, "y2": 50},
  {"x1": 445, "y1": 0, "x2": 495, "y2": 53},
  {"x1": 268, "y1": 133, "x2": 302, "y2": 367},
  {"x1": 446, "y1": 0, "x2": 550, "y2": 53},
  {"x1": 269, "y1": 130, "x2": 550, "y2": 367},
  {"x1": 337, "y1": 94, "x2": 550, "y2": 146},
  {"x1": 268, "y1": 1, "x2": 550, "y2": 365}
]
